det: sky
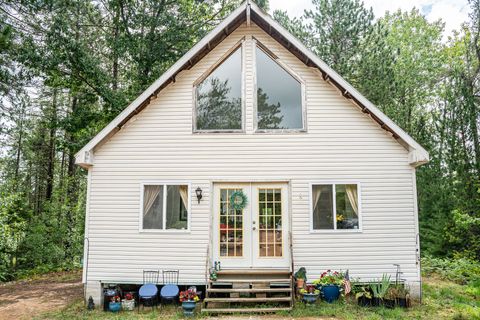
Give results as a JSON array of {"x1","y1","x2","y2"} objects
[{"x1": 269, "y1": 0, "x2": 470, "y2": 37}]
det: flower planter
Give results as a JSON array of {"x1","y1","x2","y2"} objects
[
  {"x1": 122, "y1": 299, "x2": 135, "y2": 311},
  {"x1": 296, "y1": 279, "x2": 305, "y2": 289},
  {"x1": 383, "y1": 299, "x2": 395, "y2": 309},
  {"x1": 320, "y1": 285, "x2": 340, "y2": 303},
  {"x1": 371, "y1": 297, "x2": 381, "y2": 307},
  {"x1": 108, "y1": 302, "x2": 121, "y2": 312},
  {"x1": 397, "y1": 298, "x2": 409, "y2": 308},
  {"x1": 357, "y1": 296, "x2": 372, "y2": 307},
  {"x1": 302, "y1": 293, "x2": 319, "y2": 304},
  {"x1": 182, "y1": 300, "x2": 196, "y2": 317}
]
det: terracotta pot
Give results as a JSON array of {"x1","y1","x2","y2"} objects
[{"x1": 296, "y1": 279, "x2": 305, "y2": 288}]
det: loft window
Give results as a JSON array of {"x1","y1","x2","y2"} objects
[
  {"x1": 142, "y1": 184, "x2": 189, "y2": 231},
  {"x1": 311, "y1": 184, "x2": 360, "y2": 231},
  {"x1": 255, "y1": 45, "x2": 303, "y2": 130},
  {"x1": 195, "y1": 46, "x2": 243, "y2": 131}
]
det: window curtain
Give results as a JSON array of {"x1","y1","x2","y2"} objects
[
  {"x1": 143, "y1": 185, "x2": 162, "y2": 217},
  {"x1": 312, "y1": 186, "x2": 322, "y2": 226},
  {"x1": 179, "y1": 185, "x2": 189, "y2": 210},
  {"x1": 312, "y1": 187, "x2": 322, "y2": 212},
  {"x1": 346, "y1": 185, "x2": 358, "y2": 216}
]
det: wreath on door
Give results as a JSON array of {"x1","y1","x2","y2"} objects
[{"x1": 230, "y1": 190, "x2": 248, "y2": 210}]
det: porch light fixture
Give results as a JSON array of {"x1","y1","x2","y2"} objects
[{"x1": 195, "y1": 187, "x2": 203, "y2": 204}]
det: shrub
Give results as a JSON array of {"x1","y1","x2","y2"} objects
[{"x1": 422, "y1": 255, "x2": 480, "y2": 284}]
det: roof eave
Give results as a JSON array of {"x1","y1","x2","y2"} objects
[{"x1": 75, "y1": 0, "x2": 430, "y2": 168}]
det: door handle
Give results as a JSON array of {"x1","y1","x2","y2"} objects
[{"x1": 252, "y1": 226, "x2": 256, "y2": 231}]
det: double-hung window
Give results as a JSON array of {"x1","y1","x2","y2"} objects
[
  {"x1": 311, "y1": 183, "x2": 360, "y2": 231},
  {"x1": 141, "y1": 184, "x2": 190, "y2": 231}
]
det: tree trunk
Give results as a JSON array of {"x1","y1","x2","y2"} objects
[{"x1": 45, "y1": 90, "x2": 58, "y2": 201}]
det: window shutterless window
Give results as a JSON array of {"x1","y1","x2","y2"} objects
[
  {"x1": 311, "y1": 183, "x2": 360, "y2": 231},
  {"x1": 255, "y1": 44, "x2": 304, "y2": 131},
  {"x1": 194, "y1": 43, "x2": 243, "y2": 132},
  {"x1": 141, "y1": 184, "x2": 190, "y2": 231}
]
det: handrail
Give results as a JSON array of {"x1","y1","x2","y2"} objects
[
  {"x1": 289, "y1": 231, "x2": 294, "y2": 273},
  {"x1": 289, "y1": 230, "x2": 295, "y2": 306},
  {"x1": 83, "y1": 237, "x2": 90, "y2": 305},
  {"x1": 205, "y1": 244, "x2": 211, "y2": 285}
]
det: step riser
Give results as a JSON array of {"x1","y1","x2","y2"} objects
[
  {"x1": 216, "y1": 275, "x2": 291, "y2": 281},
  {"x1": 205, "y1": 297, "x2": 291, "y2": 303},
  {"x1": 208, "y1": 288, "x2": 292, "y2": 293},
  {"x1": 202, "y1": 307, "x2": 292, "y2": 314},
  {"x1": 204, "y1": 269, "x2": 293, "y2": 314}
]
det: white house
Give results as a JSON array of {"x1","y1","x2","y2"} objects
[{"x1": 76, "y1": 1, "x2": 429, "y2": 308}]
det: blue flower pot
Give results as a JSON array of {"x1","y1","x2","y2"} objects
[
  {"x1": 302, "y1": 293, "x2": 319, "y2": 304},
  {"x1": 321, "y1": 285, "x2": 340, "y2": 303},
  {"x1": 109, "y1": 302, "x2": 121, "y2": 312},
  {"x1": 182, "y1": 301, "x2": 196, "y2": 316}
]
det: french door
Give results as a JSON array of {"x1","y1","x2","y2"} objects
[{"x1": 212, "y1": 183, "x2": 289, "y2": 269}]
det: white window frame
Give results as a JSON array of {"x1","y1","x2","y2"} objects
[
  {"x1": 253, "y1": 38, "x2": 307, "y2": 133},
  {"x1": 309, "y1": 181, "x2": 362, "y2": 233},
  {"x1": 192, "y1": 38, "x2": 246, "y2": 133},
  {"x1": 139, "y1": 182, "x2": 191, "y2": 233}
]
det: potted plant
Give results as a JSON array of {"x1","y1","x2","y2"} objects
[
  {"x1": 383, "y1": 287, "x2": 397, "y2": 309},
  {"x1": 109, "y1": 295, "x2": 122, "y2": 312},
  {"x1": 313, "y1": 270, "x2": 344, "y2": 303},
  {"x1": 179, "y1": 288, "x2": 199, "y2": 317},
  {"x1": 355, "y1": 286, "x2": 372, "y2": 307},
  {"x1": 369, "y1": 274, "x2": 391, "y2": 307},
  {"x1": 395, "y1": 284, "x2": 410, "y2": 308},
  {"x1": 121, "y1": 293, "x2": 135, "y2": 311},
  {"x1": 294, "y1": 267, "x2": 307, "y2": 289},
  {"x1": 300, "y1": 285, "x2": 320, "y2": 304}
]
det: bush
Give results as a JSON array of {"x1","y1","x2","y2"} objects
[{"x1": 422, "y1": 255, "x2": 480, "y2": 284}]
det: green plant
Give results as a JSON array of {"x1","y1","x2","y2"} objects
[
  {"x1": 355, "y1": 286, "x2": 372, "y2": 300},
  {"x1": 422, "y1": 256, "x2": 480, "y2": 284},
  {"x1": 370, "y1": 274, "x2": 391, "y2": 300},
  {"x1": 385, "y1": 286, "x2": 398, "y2": 300},
  {"x1": 299, "y1": 287, "x2": 320, "y2": 295},
  {"x1": 395, "y1": 284, "x2": 409, "y2": 298},
  {"x1": 295, "y1": 267, "x2": 307, "y2": 280},
  {"x1": 312, "y1": 269, "x2": 345, "y2": 286}
]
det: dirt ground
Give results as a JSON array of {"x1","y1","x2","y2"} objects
[{"x1": 0, "y1": 270, "x2": 83, "y2": 320}]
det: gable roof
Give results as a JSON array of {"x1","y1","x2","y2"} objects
[{"x1": 75, "y1": 0, "x2": 429, "y2": 168}]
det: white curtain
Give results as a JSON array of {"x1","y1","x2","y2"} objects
[
  {"x1": 312, "y1": 186, "x2": 322, "y2": 213},
  {"x1": 346, "y1": 185, "x2": 358, "y2": 216},
  {"x1": 179, "y1": 185, "x2": 189, "y2": 210},
  {"x1": 143, "y1": 185, "x2": 162, "y2": 217},
  {"x1": 312, "y1": 186, "x2": 323, "y2": 227}
]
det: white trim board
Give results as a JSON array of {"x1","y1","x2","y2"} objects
[{"x1": 75, "y1": 0, "x2": 429, "y2": 168}]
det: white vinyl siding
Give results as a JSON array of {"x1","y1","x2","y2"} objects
[{"x1": 85, "y1": 22, "x2": 420, "y2": 286}]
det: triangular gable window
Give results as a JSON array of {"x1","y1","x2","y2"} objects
[
  {"x1": 255, "y1": 45, "x2": 304, "y2": 131},
  {"x1": 195, "y1": 46, "x2": 243, "y2": 131}
]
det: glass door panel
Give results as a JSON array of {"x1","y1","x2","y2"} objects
[
  {"x1": 219, "y1": 189, "x2": 243, "y2": 257},
  {"x1": 252, "y1": 184, "x2": 289, "y2": 268},
  {"x1": 258, "y1": 188, "x2": 282, "y2": 257},
  {"x1": 213, "y1": 184, "x2": 251, "y2": 268}
]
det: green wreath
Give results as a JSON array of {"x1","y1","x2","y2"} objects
[{"x1": 230, "y1": 190, "x2": 248, "y2": 210}]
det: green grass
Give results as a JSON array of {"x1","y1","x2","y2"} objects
[{"x1": 35, "y1": 276, "x2": 480, "y2": 320}]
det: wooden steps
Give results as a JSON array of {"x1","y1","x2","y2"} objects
[
  {"x1": 207, "y1": 287, "x2": 292, "y2": 293},
  {"x1": 202, "y1": 268, "x2": 293, "y2": 314},
  {"x1": 211, "y1": 278, "x2": 291, "y2": 283},
  {"x1": 202, "y1": 307, "x2": 292, "y2": 314},
  {"x1": 204, "y1": 297, "x2": 291, "y2": 303},
  {"x1": 216, "y1": 269, "x2": 290, "y2": 275}
]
